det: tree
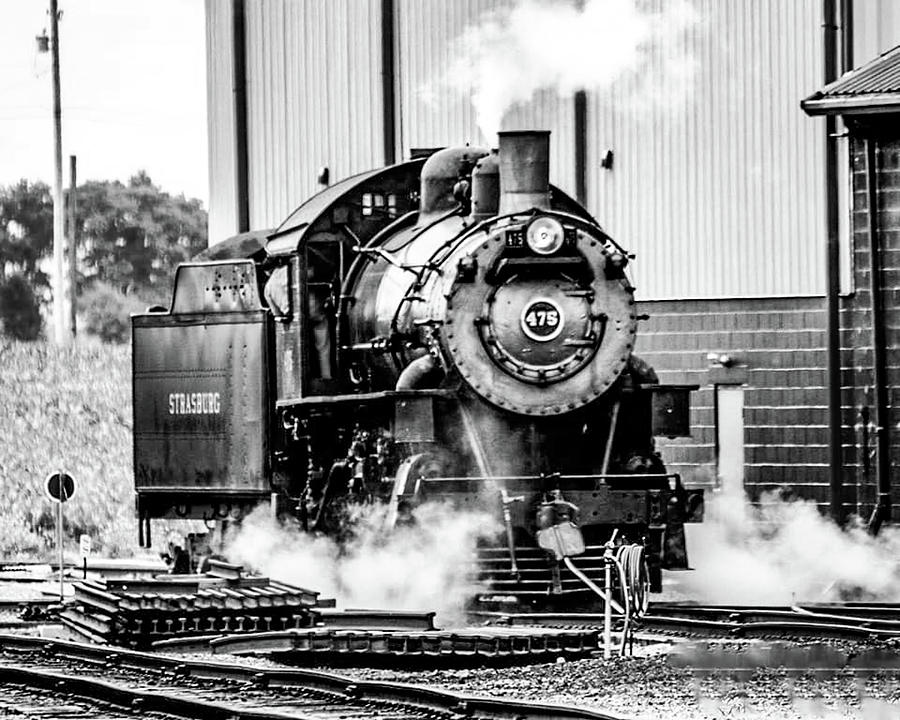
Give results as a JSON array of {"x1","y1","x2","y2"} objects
[
  {"x1": 0, "y1": 173, "x2": 207, "y2": 342},
  {"x1": 80, "y1": 281, "x2": 147, "y2": 343},
  {"x1": 0, "y1": 274, "x2": 42, "y2": 340},
  {"x1": 0, "y1": 180, "x2": 53, "y2": 294},
  {"x1": 78, "y1": 172, "x2": 207, "y2": 296}
]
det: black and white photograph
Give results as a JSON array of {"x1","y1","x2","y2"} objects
[{"x1": 1, "y1": 0, "x2": 900, "y2": 717}]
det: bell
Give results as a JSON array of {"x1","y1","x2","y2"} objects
[{"x1": 35, "y1": 31, "x2": 49, "y2": 54}]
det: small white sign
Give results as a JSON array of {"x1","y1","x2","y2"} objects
[{"x1": 79, "y1": 534, "x2": 92, "y2": 556}]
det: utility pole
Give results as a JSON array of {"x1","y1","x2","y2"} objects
[
  {"x1": 50, "y1": 0, "x2": 73, "y2": 346},
  {"x1": 68, "y1": 155, "x2": 77, "y2": 335}
]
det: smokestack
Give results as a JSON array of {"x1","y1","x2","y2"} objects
[{"x1": 498, "y1": 130, "x2": 551, "y2": 215}]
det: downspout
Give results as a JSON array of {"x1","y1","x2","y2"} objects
[
  {"x1": 866, "y1": 136, "x2": 891, "y2": 534},
  {"x1": 823, "y1": 0, "x2": 843, "y2": 523},
  {"x1": 574, "y1": 0, "x2": 587, "y2": 206},
  {"x1": 840, "y1": 0, "x2": 853, "y2": 71},
  {"x1": 574, "y1": 90, "x2": 587, "y2": 206},
  {"x1": 232, "y1": 0, "x2": 250, "y2": 232},
  {"x1": 381, "y1": 0, "x2": 397, "y2": 166}
]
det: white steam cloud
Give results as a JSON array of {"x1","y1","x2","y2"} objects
[
  {"x1": 225, "y1": 503, "x2": 499, "y2": 626},
  {"x1": 681, "y1": 491, "x2": 900, "y2": 605},
  {"x1": 444, "y1": 0, "x2": 699, "y2": 141}
]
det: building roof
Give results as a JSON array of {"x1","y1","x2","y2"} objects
[{"x1": 802, "y1": 44, "x2": 900, "y2": 116}]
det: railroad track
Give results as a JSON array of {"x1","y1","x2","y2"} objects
[
  {"x1": 643, "y1": 603, "x2": 900, "y2": 642},
  {"x1": 0, "y1": 674, "x2": 188, "y2": 720},
  {"x1": 483, "y1": 603, "x2": 900, "y2": 643},
  {"x1": 0, "y1": 633, "x2": 630, "y2": 720}
]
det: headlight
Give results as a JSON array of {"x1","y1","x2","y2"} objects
[{"x1": 526, "y1": 216, "x2": 565, "y2": 255}]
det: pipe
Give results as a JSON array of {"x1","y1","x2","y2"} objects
[
  {"x1": 823, "y1": 0, "x2": 843, "y2": 524},
  {"x1": 395, "y1": 353, "x2": 436, "y2": 390},
  {"x1": 866, "y1": 137, "x2": 891, "y2": 534},
  {"x1": 600, "y1": 401, "x2": 621, "y2": 475},
  {"x1": 232, "y1": 0, "x2": 250, "y2": 233},
  {"x1": 574, "y1": 90, "x2": 587, "y2": 206},
  {"x1": 841, "y1": 0, "x2": 853, "y2": 72},
  {"x1": 380, "y1": 0, "x2": 396, "y2": 166}
]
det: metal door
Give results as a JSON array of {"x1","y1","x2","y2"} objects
[{"x1": 716, "y1": 385, "x2": 745, "y2": 494}]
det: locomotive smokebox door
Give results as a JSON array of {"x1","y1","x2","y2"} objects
[{"x1": 646, "y1": 385, "x2": 698, "y2": 438}]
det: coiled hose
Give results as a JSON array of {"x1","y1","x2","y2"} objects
[
  {"x1": 566, "y1": 542, "x2": 649, "y2": 655},
  {"x1": 612, "y1": 544, "x2": 649, "y2": 654},
  {"x1": 615, "y1": 543, "x2": 650, "y2": 618}
]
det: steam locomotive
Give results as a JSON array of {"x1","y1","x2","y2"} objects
[{"x1": 132, "y1": 130, "x2": 703, "y2": 608}]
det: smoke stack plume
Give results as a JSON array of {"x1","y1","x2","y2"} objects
[
  {"x1": 447, "y1": 0, "x2": 698, "y2": 142},
  {"x1": 498, "y1": 130, "x2": 551, "y2": 214}
]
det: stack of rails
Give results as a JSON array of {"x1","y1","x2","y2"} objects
[
  {"x1": 208, "y1": 623, "x2": 602, "y2": 661},
  {"x1": 61, "y1": 560, "x2": 323, "y2": 648}
]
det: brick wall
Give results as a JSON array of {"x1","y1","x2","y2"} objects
[
  {"x1": 632, "y1": 136, "x2": 900, "y2": 520},
  {"x1": 634, "y1": 297, "x2": 833, "y2": 507},
  {"x1": 841, "y1": 136, "x2": 900, "y2": 520}
]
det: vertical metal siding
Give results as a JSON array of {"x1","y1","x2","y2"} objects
[
  {"x1": 853, "y1": 0, "x2": 900, "y2": 66},
  {"x1": 589, "y1": 0, "x2": 826, "y2": 299},
  {"x1": 396, "y1": 0, "x2": 488, "y2": 151},
  {"x1": 210, "y1": 0, "x2": 838, "y2": 299},
  {"x1": 244, "y1": 0, "x2": 385, "y2": 230},
  {"x1": 205, "y1": 0, "x2": 238, "y2": 244},
  {"x1": 395, "y1": 0, "x2": 575, "y2": 189}
]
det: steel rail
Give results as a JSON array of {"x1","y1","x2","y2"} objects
[
  {"x1": 0, "y1": 664, "x2": 298, "y2": 720},
  {"x1": 0, "y1": 634, "x2": 631, "y2": 720},
  {"x1": 637, "y1": 615, "x2": 900, "y2": 642},
  {"x1": 648, "y1": 605, "x2": 900, "y2": 629},
  {"x1": 489, "y1": 605, "x2": 900, "y2": 642}
]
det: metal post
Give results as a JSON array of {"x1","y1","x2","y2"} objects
[
  {"x1": 50, "y1": 0, "x2": 72, "y2": 346},
  {"x1": 603, "y1": 558, "x2": 612, "y2": 659},
  {"x1": 57, "y1": 483, "x2": 64, "y2": 602}
]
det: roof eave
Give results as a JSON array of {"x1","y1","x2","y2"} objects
[{"x1": 802, "y1": 93, "x2": 900, "y2": 116}]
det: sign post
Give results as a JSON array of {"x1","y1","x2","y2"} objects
[
  {"x1": 79, "y1": 534, "x2": 92, "y2": 579},
  {"x1": 46, "y1": 472, "x2": 75, "y2": 601}
]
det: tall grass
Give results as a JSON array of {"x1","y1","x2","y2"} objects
[{"x1": 0, "y1": 340, "x2": 136, "y2": 559}]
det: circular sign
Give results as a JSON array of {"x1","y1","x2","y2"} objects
[
  {"x1": 46, "y1": 472, "x2": 75, "y2": 503},
  {"x1": 520, "y1": 298, "x2": 564, "y2": 342}
]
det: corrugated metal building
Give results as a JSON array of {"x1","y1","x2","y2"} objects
[{"x1": 204, "y1": 0, "x2": 900, "y2": 516}]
